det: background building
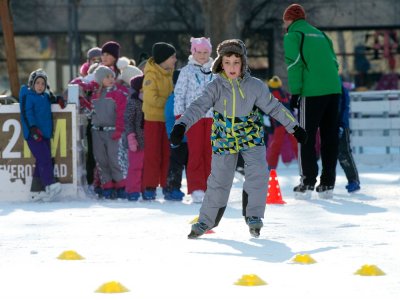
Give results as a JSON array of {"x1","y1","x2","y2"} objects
[{"x1": 1, "y1": 0, "x2": 399, "y2": 94}]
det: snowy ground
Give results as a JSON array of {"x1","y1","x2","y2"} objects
[{"x1": 0, "y1": 162, "x2": 399, "y2": 300}]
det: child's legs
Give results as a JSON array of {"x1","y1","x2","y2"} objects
[
  {"x1": 27, "y1": 139, "x2": 55, "y2": 187},
  {"x1": 338, "y1": 128, "x2": 359, "y2": 183},
  {"x1": 199, "y1": 153, "x2": 237, "y2": 228},
  {"x1": 126, "y1": 150, "x2": 145, "y2": 193},
  {"x1": 105, "y1": 133, "x2": 125, "y2": 187},
  {"x1": 143, "y1": 121, "x2": 163, "y2": 189},
  {"x1": 91, "y1": 131, "x2": 112, "y2": 185},
  {"x1": 160, "y1": 124, "x2": 170, "y2": 188},
  {"x1": 266, "y1": 126, "x2": 285, "y2": 169},
  {"x1": 166, "y1": 143, "x2": 188, "y2": 191},
  {"x1": 242, "y1": 146, "x2": 268, "y2": 218},
  {"x1": 186, "y1": 119, "x2": 210, "y2": 193},
  {"x1": 85, "y1": 120, "x2": 96, "y2": 185}
]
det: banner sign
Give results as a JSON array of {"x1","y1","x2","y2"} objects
[{"x1": 0, "y1": 104, "x2": 77, "y2": 200}]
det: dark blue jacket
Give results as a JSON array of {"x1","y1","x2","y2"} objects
[
  {"x1": 19, "y1": 85, "x2": 54, "y2": 140},
  {"x1": 164, "y1": 92, "x2": 186, "y2": 142}
]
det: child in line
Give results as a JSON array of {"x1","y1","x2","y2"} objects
[
  {"x1": 70, "y1": 58, "x2": 101, "y2": 189},
  {"x1": 19, "y1": 69, "x2": 63, "y2": 201},
  {"x1": 79, "y1": 47, "x2": 102, "y2": 77},
  {"x1": 101, "y1": 41, "x2": 121, "y2": 78},
  {"x1": 266, "y1": 75, "x2": 298, "y2": 170},
  {"x1": 164, "y1": 69, "x2": 187, "y2": 201},
  {"x1": 123, "y1": 74, "x2": 145, "y2": 201},
  {"x1": 141, "y1": 42, "x2": 177, "y2": 200},
  {"x1": 170, "y1": 39, "x2": 307, "y2": 238},
  {"x1": 338, "y1": 83, "x2": 361, "y2": 193},
  {"x1": 173, "y1": 37, "x2": 214, "y2": 203},
  {"x1": 91, "y1": 66, "x2": 127, "y2": 199}
]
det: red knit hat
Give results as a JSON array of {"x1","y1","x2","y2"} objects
[{"x1": 283, "y1": 4, "x2": 306, "y2": 22}]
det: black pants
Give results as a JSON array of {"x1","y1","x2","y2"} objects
[
  {"x1": 298, "y1": 94, "x2": 340, "y2": 187},
  {"x1": 338, "y1": 127, "x2": 359, "y2": 184},
  {"x1": 85, "y1": 119, "x2": 96, "y2": 185},
  {"x1": 166, "y1": 142, "x2": 188, "y2": 190}
]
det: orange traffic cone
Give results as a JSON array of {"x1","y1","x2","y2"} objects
[{"x1": 266, "y1": 169, "x2": 286, "y2": 204}]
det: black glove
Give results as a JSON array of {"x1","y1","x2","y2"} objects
[
  {"x1": 292, "y1": 125, "x2": 307, "y2": 144},
  {"x1": 290, "y1": 94, "x2": 300, "y2": 110},
  {"x1": 30, "y1": 126, "x2": 43, "y2": 142},
  {"x1": 170, "y1": 123, "x2": 186, "y2": 146}
]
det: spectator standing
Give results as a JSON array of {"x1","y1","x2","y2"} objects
[
  {"x1": 91, "y1": 66, "x2": 127, "y2": 199},
  {"x1": 19, "y1": 69, "x2": 63, "y2": 201},
  {"x1": 101, "y1": 41, "x2": 121, "y2": 77},
  {"x1": 283, "y1": 3, "x2": 342, "y2": 199},
  {"x1": 266, "y1": 75, "x2": 298, "y2": 170},
  {"x1": 164, "y1": 69, "x2": 187, "y2": 201},
  {"x1": 174, "y1": 37, "x2": 214, "y2": 203},
  {"x1": 80, "y1": 47, "x2": 102, "y2": 77},
  {"x1": 338, "y1": 83, "x2": 361, "y2": 193},
  {"x1": 123, "y1": 74, "x2": 146, "y2": 201},
  {"x1": 70, "y1": 48, "x2": 102, "y2": 189},
  {"x1": 141, "y1": 42, "x2": 177, "y2": 200}
]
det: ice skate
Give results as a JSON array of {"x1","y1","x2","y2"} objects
[
  {"x1": 45, "y1": 182, "x2": 61, "y2": 200},
  {"x1": 316, "y1": 184, "x2": 334, "y2": 199},
  {"x1": 246, "y1": 216, "x2": 263, "y2": 238},
  {"x1": 30, "y1": 191, "x2": 50, "y2": 202},
  {"x1": 293, "y1": 184, "x2": 314, "y2": 200},
  {"x1": 346, "y1": 181, "x2": 360, "y2": 193},
  {"x1": 188, "y1": 222, "x2": 209, "y2": 239}
]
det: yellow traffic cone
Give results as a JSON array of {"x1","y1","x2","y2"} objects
[
  {"x1": 234, "y1": 274, "x2": 267, "y2": 286},
  {"x1": 95, "y1": 281, "x2": 129, "y2": 293},
  {"x1": 292, "y1": 253, "x2": 316, "y2": 264},
  {"x1": 57, "y1": 250, "x2": 84, "y2": 260}
]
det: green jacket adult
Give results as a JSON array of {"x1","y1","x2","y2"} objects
[{"x1": 284, "y1": 19, "x2": 341, "y2": 97}]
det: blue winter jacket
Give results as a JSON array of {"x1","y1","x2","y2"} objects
[
  {"x1": 164, "y1": 92, "x2": 187, "y2": 142},
  {"x1": 19, "y1": 85, "x2": 54, "y2": 140}
]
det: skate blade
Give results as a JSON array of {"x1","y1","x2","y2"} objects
[
  {"x1": 249, "y1": 228, "x2": 260, "y2": 238},
  {"x1": 188, "y1": 231, "x2": 203, "y2": 239},
  {"x1": 294, "y1": 190, "x2": 312, "y2": 200},
  {"x1": 318, "y1": 190, "x2": 333, "y2": 199},
  {"x1": 31, "y1": 192, "x2": 51, "y2": 202}
]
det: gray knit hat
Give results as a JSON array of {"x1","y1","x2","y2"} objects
[
  {"x1": 87, "y1": 47, "x2": 102, "y2": 61},
  {"x1": 94, "y1": 66, "x2": 115, "y2": 84},
  {"x1": 211, "y1": 39, "x2": 248, "y2": 76}
]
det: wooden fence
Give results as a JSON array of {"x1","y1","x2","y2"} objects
[{"x1": 349, "y1": 90, "x2": 400, "y2": 165}]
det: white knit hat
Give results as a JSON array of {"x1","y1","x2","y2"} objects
[{"x1": 117, "y1": 57, "x2": 143, "y2": 85}]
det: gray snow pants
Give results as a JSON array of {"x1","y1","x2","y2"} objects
[
  {"x1": 91, "y1": 130, "x2": 124, "y2": 185},
  {"x1": 199, "y1": 145, "x2": 268, "y2": 229}
]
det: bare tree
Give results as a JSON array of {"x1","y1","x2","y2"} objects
[{"x1": 201, "y1": 0, "x2": 240, "y2": 51}]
